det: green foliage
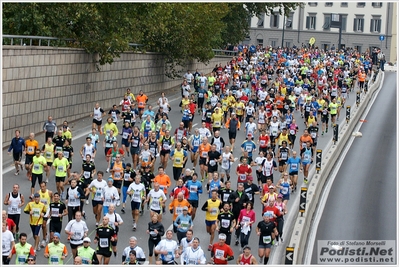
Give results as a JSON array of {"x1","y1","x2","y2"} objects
[{"x1": 2, "y1": 3, "x2": 301, "y2": 77}]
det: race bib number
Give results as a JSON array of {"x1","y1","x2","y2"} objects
[
  {"x1": 46, "y1": 152, "x2": 52, "y2": 158},
  {"x1": 221, "y1": 219, "x2": 230, "y2": 228},
  {"x1": 163, "y1": 144, "x2": 170, "y2": 150},
  {"x1": 84, "y1": 171, "x2": 91, "y2": 179},
  {"x1": 27, "y1": 146, "x2": 34, "y2": 153},
  {"x1": 51, "y1": 208, "x2": 59, "y2": 217},
  {"x1": 190, "y1": 186, "x2": 197, "y2": 193},
  {"x1": 50, "y1": 256, "x2": 59, "y2": 264},
  {"x1": 176, "y1": 207, "x2": 183, "y2": 215},
  {"x1": 291, "y1": 163, "x2": 298, "y2": 170},
  {"x1": 123, "y1": 132, "x2": 129, "y2": 139},
  {"x1": 63, "y1": 151, "x2": 69, "y2": 158},
  {"x1": 210, "y1": 208, "x2": 218, "y2": 215},
  {"x1": 57, "y1": 166, "x2": 64, "y2": 172},
  {"x1": 260, "y1": 140, "x2": 266, "y2": 146},
  {"x1": 33, "y1": 164, "x2": 40, "y2": 171},
  {"x1": 209, "y1": 160, "x2": 216, "y2": 166},
  {"x1": 215, "y1": 249, "x2": 224, "y2": 259},
  {"x1": 214, "y1": 121, "x2": 221, "y2": 127},
  {"x1": 223, "y1": 193, "x2": 230, "y2": 202},
  {"x1": 100, "y1": 238, "x2": 109, "y2": 248},
  {"x1": 55, "y1": 146, "x2": 63, "y2": 152},
  {"x1": 246, "y1": 145, "x2": 252, "y2": 152},
  {"x1": 201, "y1": 151, "x2": 208, "y2": 158},
  {"x1": 239, "y1": 174, "x2": 246, "y2": 181},
  {"x1": 263, "y1": 235, "x2": 272, "y2": 244},
  {"x1": 311, "y1": 132, "x2": 316, "y2": 138},
  {"x1": 290, "y1": 129, "x2": 295, "y2": 135},
  {"x1": 193, "y1": 140, "x2": 200, "y2": 147},
  {"x1": 281, "y1": 187, "x2": 289, "y2": 194},
  {"x1": 124, "y1": 173, "x2": 131, "y2": 181},
  {"x1": 32, "y1": 208, "x2": 41, "y2": 218},
  {"x1": 132, "y1": 140, "x2": 139, "y2": 147}
]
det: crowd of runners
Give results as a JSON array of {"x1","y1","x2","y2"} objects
[{"x1": 3, "y1": 44, "x2": 374, "y2": 265}]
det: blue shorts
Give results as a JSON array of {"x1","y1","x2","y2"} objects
[
  {"x1": 131, "y1": 201, "x2": 141, "y2": 211},
  {"x1": 259, "y1": 243, "x2": 272, "y2": 249},
  {"x1": 122, "y1": 139, "x2": 130, "y2": 147},
  {"x1": 302, "y1": 161, "x2": 310, "y2": 166},
  {"x1": 205, "y1": 220, "x2": 216, "y2": 227},
  {"x1": 30, "y1": 225, "x2": 41, "y2": 236},
  {"x1": 282, "y1": 194, "x2": 290, "y2": 201}
]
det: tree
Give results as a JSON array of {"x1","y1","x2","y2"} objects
[{"x1": 2, "y1": 3, "x2": 301, "y2": 77}]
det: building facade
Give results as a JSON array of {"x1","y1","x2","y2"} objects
[{"x1": 248, "y1": 2, "x2": 395, "y2": 61}]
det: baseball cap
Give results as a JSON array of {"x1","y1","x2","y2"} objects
[
  {"x1": 53, "y1": 232, "x2": 61, "y2": 239},
  {"x1": 247, "y1": 176, "x2": 253, "y2": 181},
  {"x1": 231, "y1": 112, "x2": 236, "y2": 115},
  {"x1": 108, "y1": 177, "x2": 114, "y2": 183},
  {"x1": 277, "y1": 194, "x2": 283, "y2": 198},
  {"x1": 247, "y1": 133, "x2": 252, "y2": 137},
  {"x1": 83, "y1": 237, "x2": 91, "y2": 242},
  {"x1": 186, "y1": 168, "x2": 192, "y2": 172},
  {"x1": 218, "y1": 233, "x2": 227, "y2": 240},
  {"x1": 183, "y1": 206, "x2": 188, "y2": 211},
  {"x1": 33, "y1": 193, "x2": 40, "y2": 198},
  {"x1": 269, "y1": 185, "x2": 275, "y2": 189}
]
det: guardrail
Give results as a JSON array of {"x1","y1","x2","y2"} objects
[
  {"x1": 286, "y1": 70, "x2": 384, "y2": 264},
  {"x1": 2, "y1": 35, "x2": 233, "y2": 56}
]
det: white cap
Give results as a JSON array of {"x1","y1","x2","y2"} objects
[{"x1": 83, "y1": 237, "x2": 91, "y2": 242}]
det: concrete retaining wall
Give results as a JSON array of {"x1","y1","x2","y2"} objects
[
  {"x1": 287, "y1": 70, "x2": 384, "y2": 264},
  {"x1": 2, "y1": 46, "x2": 230, "y2": 146}
]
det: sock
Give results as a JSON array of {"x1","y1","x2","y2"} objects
[
  {"x1": 113, "y1": 251, "x2": 117, "y2": 257},
  {"x1": 264, "y1": 257, "x2": 269, "y2": 265}
]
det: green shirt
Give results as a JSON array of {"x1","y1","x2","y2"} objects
[
  {"x1": 32, "y1": 155, "x2": 46, "y2": 174},
  {"x1": 53, "y1": 157, "x2": 69, "y2": 177}
]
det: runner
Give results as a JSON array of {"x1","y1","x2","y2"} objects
[
  {"x1": 180, "y1": 237, "x2": 207, "y2": 265},
  {"x1": 25, "y1": 133, "x2": 39, "y2": 181},
  {"x1": 146, "y1": 183, "x2": 167, "y2": 222},
  {"x1": 154, "y1": 230, "x2": 180, "y2": 265},
  {"x1": 88, "y1": 171, "x2": 107, "y2": 226},
  {"x1": 201, "y1": 190, "x2": 222, "y2": 251},
  {"x1": 236, "y1": 202, "x2": 256, "y2": 250},
  {"x1": 90, "y1": 102, "x2": 106, "y2": 134},
  {"x1": 52, "y1": 152, "x2": 69, "y2": 199},
  {"x1": 23, "y1": 193, "x2": 47, "y2": 252},
  {"x1": 225, "y1": 113, "x2": 240, "y2": 151},
  {"x1": 7, "y1": 130, "x2": 25, "y2": 176},
  {"x1": 300, "y1": 141, "x2": 313, "y2": 184},
  {"x1": 76, "y1": 237, "x2": 99, "y2": 265},
  {"x1": 30, "y1": 149, "x2": 47, "y2": 198},
  {"x1": 41, "y1": 137, "x2": 55, "y2": 183},
  {"x1": 236, "y1": 246, "x2": 258, "y2": 265},
  {"x1": 210, "y1": 233, "x2": 234, "y2": 265},
  {"x1": 147, "y1": 214, "x2": 165, "y2": 264},
  {"x1": 93, "y1": 216, "x2": 116, "y2": 265},
  {"x1": 256, "y1": 214, "x2": 276, "y2": 265},
  {"x1": 127, "y1": 175, "x2": 146, "y2": 231},
  {"x1": 158, "y1": 130, "x2": 175, "y2": 170},
  {"x1": 104, "y1": 204, "x2": 123, "y2": 257},
  {"x1": 7, "y1": 233, "x2": 35, "y2": 265},
  {"x1": 43, "y1": 232, "x2": 68, "y2": 265}
]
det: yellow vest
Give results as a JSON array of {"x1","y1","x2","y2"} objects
[
  {"x1": 44, "y1": 143, "x2": 55, "y2": 162},
  {"x1": 173, "y1": 149, "x2": 185, "y2": 168},
  {"x1": 39, "y1": 189, "x2": 51, "y2": 208},
  {"x1": 14, "y1": 243, "x2": 32, "y2": 264},
  {"x1": 205, "y1": 199, "x2": 221, "y2": 221}
]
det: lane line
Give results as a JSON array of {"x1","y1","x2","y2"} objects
[{"x1": 304, "y1": 71, "x2": 385, "y2": 264}]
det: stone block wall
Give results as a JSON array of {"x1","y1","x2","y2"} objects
[{"x1": 2, "y1": 46, "x2": 230, "y2": 147}]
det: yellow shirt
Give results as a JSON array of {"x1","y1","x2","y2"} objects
[
  {"x1": 24, "y1": 201, "x2": 47, "y2": 225},
  {"x1": 181, "y1": 98, "x2": 190, "y2": 111},
  {"x1": 211, "y1": 112, "x2": 224, "y2": 128},
  {"x1": 280, "y1": 86, "x2": 287, "y2": 96},
  {"x1": 221, "y1": 99, "x2": 229, "y2": 112},
  {"x1": 62, "y1": 130, "x2": 72, "y2": 140},
  {"x1": 39, "y1": 189, "x2": 51, "y2": 208},
  {"x1": 43, "y1": 143, "x2": 55, "y2": 162},
  {"x1": 235, "y1": 102, "x2": 245, "y2": 115},
  {"x1": 226, "y1": 96, "x2": 236, "y2": 108},
  {"x1": 277, "y1": 133, "x2": 290, "y2": 146},
  {"x1": 317, "y1": 99, "x2": 325, "y2": 111},
  {"x1": 32, "y1": 155, "x2": 46, "y2": 175},
  {"x1": 172, "y1": 149, "x2": 185, "y2": 168},
  {"x1": 205, "y1": 199, "x2": 221, "y2": 221},
  {"x1": 103, "y1": 122, "x2": 119, "y2": 136},
  {"x1": 307, "y1": 116, "x2": 316, "y2": 125}
]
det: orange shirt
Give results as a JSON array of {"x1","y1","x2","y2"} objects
[
  {"x1": 198, "y1": 143, "x2": 211, "y2": 159},
  {"x1": 25, "y1": 139, "x2": 39, "y2": 156},
  {"x1": 168, "y1": 199, "x2": 192, "y2": 221},
  {"x1": 111, "y1": 161, "x2": 124, "y2": 181},
  {"x1": 299, "y1": 135, "x2": 313, "y2": 147},
  {"x1": 154, "y1": 174, "x2": 171, "y2": 194},
  {"x1": 136, "y1": 94, "x2": 148, "y2": 109},
  {"x1": 358, "y1": 73, "x2": 366, "y2": 82},
  {"x1": 274, "y1": 96, "x2": 285, "y2": 109}
]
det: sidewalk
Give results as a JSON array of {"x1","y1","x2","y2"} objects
[{"x1": 2, "y1": 86, "x2": 182, "y2": 171}]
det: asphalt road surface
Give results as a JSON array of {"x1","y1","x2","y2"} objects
[
  {"x1": 2, "y1": 82, "x2": 366, "y2": 265},
  {"x1": 310, "y1": 72, "x2": 397, "y2": 265}
]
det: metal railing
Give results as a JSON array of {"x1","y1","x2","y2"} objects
[
  {"x1": 2, "y1": 35, "x2": 145, "y2": 50},
  {"x1": 2, "y1": 35, "x2": 235, "y2": 56}
]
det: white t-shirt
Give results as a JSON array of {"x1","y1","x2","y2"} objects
[
  {"x1": 105, "y1": 212, "x2": 123, "y2": 231},
  {"x1": 155, "y1": 239, "x2": 178, "y2": 262},
  {"x1": 2, "y1": 230, "x2": 14, "y2": 256},
  {"x1": 147, "y1": 189, "x2": 166, "y2": 210},
  {"x1": 127, "y1": 183, "x2": 146, "y2": 203},
  {"x1": 88, "y1": 179, "x2": 107, "y2": 202}
]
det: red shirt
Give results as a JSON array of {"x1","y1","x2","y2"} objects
[
  {"x1": 211, "y1": 243, "x2": 234, "y2": 265},
  {"x1": 188, "y1": 103, "x2": 197, "y2": 114},
  {"x1": 6, "y1": 218, "x2": 16, "y2": 232},
  {"x1": 262, "y1": 205, "x2": 281, "y2": 223},
  {"x1": 259, "y1": 135, "x2": 270, "y2": 148},
  {"x1": 169, "y1": 186, "x2": 189, "y2": 200},
  {"x1": 106, "y1": 148, "x2": 125, "y2": 157},
  {"x1": 240, "y1": 95, "x2": 249, "y2": 103},
  {"x1": 236, "y1": 164, "x2": 252, "y2": 183}
]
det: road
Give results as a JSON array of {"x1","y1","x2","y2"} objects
[
  {"x1": 309, "y1": 72, "x2": 397, "y2": 264},
  {"x1": 2, "y1": 82, "x2": 364, "y2": 265}
]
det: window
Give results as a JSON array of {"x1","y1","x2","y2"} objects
[
  {"x1": 285, "y1": 41, "x2": 291, "y2": 48},
  {"x1": 270, "y1": 39, "x2": 277, "y2": 47},
  {"x1": 372, "y1": 2, "x2": 382, "y2": 8},
  {"x1": 323, "y1": 14, "x2": 331, "y2": 30},
  {"x1": 286, "y1": 13, "x2": 294, "y2": 29},
  {"x1": 257, "y1": 13, "x2": 265, "y2": 27},
  {"x1": 354, "y1": 45, "x2": 362, "y2": 53},
  {"x1": 306, "y1": 15, "x2": 317, "y2": 30},
  {"x1": 341, "y1": 2, "x2": 348, "y2": 7},
  {"x1": 257, "y1": 39, "x2": 263, "y2": 46},
  {"x1": 357, "y1": 2, "x2": 366, "y2": 7},
  {"x1": 325, "y1": 2, "x2": 333, "y2": 7},
  {"x1": 322, "y1": 44, "x2": 330, "y2": 51},
  {"x1": 353, "y1": 17, "x2": 364, "y2": 32},
  {"x1": 370, "y1": 17, "x2": 381, "y2": 33},
  {"x1": 341, "y1": 15, "x2": 347, "y2": 31},
  {"x1": 308, "y1": 2, "x2": 318, "y2": 7},
  {"x1": 270, "y1": 12, "x2": 279, "y2": 28}
]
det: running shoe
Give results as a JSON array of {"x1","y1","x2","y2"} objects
[
  {"x1": 121, "y1": 208, "x2": 125, "y2": 214},
  {"x1": 85, "y1": 199, "x2": 89, "y2": 205},
  {"x1": 304, "y1": 178, "x2": 308, "y2": 184},
  {"x1": 40, "y1": 240, "x2": 46, "y2": 248}
]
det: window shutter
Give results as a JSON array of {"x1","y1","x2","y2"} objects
[
  {"x1": 360, "y1": 18, "x2": 364, "y2": 31},
  {"x1": 342, "y1": 17, "x2": 347, "y2": 31},
  {"x1": 370, "y1": 19, "x2": 374, "y2": 32},
  {"x1": 377, "y1": 19, "x2": 381, "y2": 32},
  {"x1": 306, "y1": 16, "x2": 310, "y2": 29}
]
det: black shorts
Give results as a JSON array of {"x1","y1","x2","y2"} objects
[
  {"x1": 68, "y1": 163, "x2": 72, "y2": 169},
  {"x1": 208, "y1": 165, "x2": 218, "y2": 173},
  {"x1": 92, "y1": 200, "x2": 104, "y2": 207},
  {"x1": 265, "y1": 174, "x2": 274, "y2": 183},
  {"x1": 213, "y1": 127, "x2": 221, "y2": 134},
  {"x1": 55, "y1": 176, "x2": 66, "y2": 183},
  {"x1": 25, "y1": 155, "x2": 34, "y2": 165},
  {"x1": 46, "y1": 162, "x2": 53, "y2": 167},
  {"x1": 228, "y1": 132, "x2": 237, "y2": 140},
  {"x1": 279, "y1": 160, "x2": 287, "y2": 167},
  {"x1": 289, "y1": 171, "x2": 298, "y2": 176},
  {"x1": 321, "y1": 116, "x2": 329, "y2": 123},
  {"x1": 188, "y1": 199, "x2": 199, "y2": 208},
  {"x1": 113, "y1": 181, "x2": 122, "y2": 189},
  {"x1": 13, "y1": 152, "x2": 22, "y2": 162},
  {"x1": 50, "y1": 221, "x2": 62, "y2": 233},
  {"x1": 199, "y1": 157, "x2": 207, "y2": 165},
  {"x1": 93, "y1": 119, "x2": 102, "y2": 126},
  {"x1": 183, "y1": 120, "x2": 189, "y2": 129},
  {"x1": 70, "y1": 243, "x2": 83, "y2": 250},
  {"x1": 160, "y1": 150, "x2": 171, "y2": 156}
]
